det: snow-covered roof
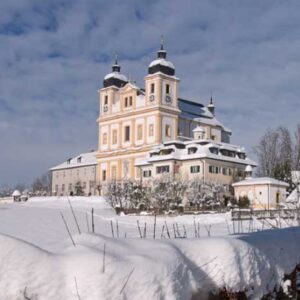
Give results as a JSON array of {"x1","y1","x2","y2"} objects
[
  {"x1": 149, "y1": 58, "x2": 174, "y2": 69},
  {"x1": 136, "y1": 139, "x2": 257, "y2": 167},
  {"x1": 12, "y1": 190, "x2": 21, "y2": 197},
  {"x1": 104, "y1": 72, "x2": 128, "y2": 82},
  {"x1": 177, "y1": 98, "x2": 231, "y2": 133},
  {"x1": 245, "y1": 165, "x2": 253, "y2": 172},
  {"x1": 193, "y1": 126, "x2": 205, "y2": 133},
  {"x1": 232, "y1": 177, "x2": 289, "y2": 187},
  {"x1": 50, "y1": 151, "x2": 97, "y2": 171}
]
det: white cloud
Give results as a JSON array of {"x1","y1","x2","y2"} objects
[{"x1": 1, "y1": 0, "x2": 300, "y2": 184}]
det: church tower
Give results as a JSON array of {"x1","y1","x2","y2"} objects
[{"x1": 144, "y1": 37, "x2": 180, "y2": 142}]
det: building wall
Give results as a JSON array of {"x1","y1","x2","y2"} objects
[
  {"x1": 234, "y1": 184, "x2": 287, "y2": 209},
  {"x1": 139, "y1": 158, "x2": 245, "y2": 186},
  {"x1": 97, "y1": 72, "x2": 180, "y2": 185},
  {"x1": 51, "y1": 165, "x2": 97, "y2": 196}
]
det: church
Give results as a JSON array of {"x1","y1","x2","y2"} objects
[
  {"x1": 51, "y1": 41, "x2": 256, "y2": 196},
  {"x1": 96, "y1": 41, "x2": 256, "y2": 187}
]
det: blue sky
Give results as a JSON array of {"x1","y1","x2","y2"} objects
[{"x1": 1, "y1": 0, "x2": 300, "y2": 185}]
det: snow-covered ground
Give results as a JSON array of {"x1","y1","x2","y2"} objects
[{"x1": 0, "y1": 196, "x2": 300, "y2": 299}]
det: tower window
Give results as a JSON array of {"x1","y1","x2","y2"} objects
[
  {"x1": 165, "y1": 125, "x2": 171, "y2": 138},
  {"x1": 166, "y1": 84, "x2": 170, "y2": 94},
  {"x1": 125, "y1": 126, "x2": 130, "y2": 142},
  {"x1": 112, "y1": 130, "x2": 117, "y2": 144},
  {"x1": 137, "y1": 125, "x2": 143, "y2": 140},
  {"x1": 104, "y1": 95, "x2": 108, "y2": 105},
  {"x1": 150, "y1": 83, "x2": 155, "y2": 94},
  {"x1": 129, "y1": 96, "x2": 133, "y2": 106},
  {"x1": 149, "y1": 124, "x2": 154, "y2": 137},
  {"x1": 103, "y1": 133, "x2": 108, "y2": 145},
  {"x1": 125, "y1": 97, "x2": 128, "y2": 107}
]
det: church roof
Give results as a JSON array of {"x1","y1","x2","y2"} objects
[{"x1": 178, "y1": 98, "x2": 231, "y2": 133}]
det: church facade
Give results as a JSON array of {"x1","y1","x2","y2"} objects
[{"x1": 96, "y1": 43, "x2": 256, "y2": 187}]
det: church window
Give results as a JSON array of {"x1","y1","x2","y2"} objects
[
  {"x1": 137, "y1": 125, "x2": 143, "y2": 140},
  {"x1": 129, "y1": 96, "x2": 133, "y2": 106},
  {"x1": 104, "y1": 95, "x2": 108, "y2": 105},
  {"x1": 112, "y1": 130, "x2": 117, "y2": 144},
  {"x1": 149, "y1": 124, "x2": 154, "y2": 137},
  {"x1": 165, "y1": 125, "x2": 171, "y2": 138},
  {"x1": 166, "y1": 84, "x2": 170, "y2": 94},
  {"x1": 125, "y1": 126, "x2": 130, "y2": 142},
  {"x1": 111, "y1": 166, "x2": 117, "y2": 179},
  {"x1": 102, "y1": 170, "x2": 106, "y2": 181},
  {"x1": 103, "y1": 133, "x2": 108, "y2": 145},
  {"x1": 125, "y1": 97, "x2": 128, "y2": 107},
  {"x1": 150, "y1": 83, "x2": 155, "y2": 94}
]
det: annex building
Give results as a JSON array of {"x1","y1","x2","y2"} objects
[{"x1": 51, "y1": 42, "x2": 256, "y2": 196}]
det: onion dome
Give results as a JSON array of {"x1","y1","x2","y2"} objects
[
  {"x1": 148, "y1": 37, "x2": 175, "y2": 76},
  {"x1": 103, "y1": 55, "x2": 128, "y2": 88}
]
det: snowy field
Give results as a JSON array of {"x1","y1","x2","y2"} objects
[{"x1": 0, "y1": 196, "x2": 300, "y2": 299}]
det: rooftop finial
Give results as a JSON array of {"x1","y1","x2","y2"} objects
[
  {"x1": 160, "y1": 34, "x2": 164, "y2": 50},
  {"x1": 112, "y1": 53, "x2": 121, "y2": 72}
]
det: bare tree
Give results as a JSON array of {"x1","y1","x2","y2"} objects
[
  {"x1": 293, "y1": 124, "x2": 300, "y2": 171},
  {"x1": 32, "y1": 172, "x2": 51, "y2": 195},
  {"x1": 254, "y1": 126, "x2": 294, "y2": 189},
  {"x1": 254, "y1": 128, "x2": 280, "y2": 178}
]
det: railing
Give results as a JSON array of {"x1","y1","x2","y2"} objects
[{"x1": 231, "y1": 208, "x2": 300, "y2": 221}]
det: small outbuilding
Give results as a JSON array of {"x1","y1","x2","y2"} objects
[
  {"x1": 232, "y1": 177, "x2": 289, "y2": 209},
  {"x1": 12, "y1": 190, "x2": 21, "y2": 202}
]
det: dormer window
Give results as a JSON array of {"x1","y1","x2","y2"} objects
[
  {"x1": 188, "y1": 147, "x2": 197, "y2": 155},
  {"x1": 237, "y1": 153, "x2": 246, "y2": 159},
  {"x1": 77, "y1": 156, "x2": 82, "y2": 163},
  {"x1": 209, "y1": 147, "x2": 219, "y2": 155},
  {"x1": 67, "y1": 158, "x2": 71, "y2": 164}
]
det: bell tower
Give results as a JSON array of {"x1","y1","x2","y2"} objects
[{"x1": 144, "y1": 37, "x2": 180, "y2": 142}]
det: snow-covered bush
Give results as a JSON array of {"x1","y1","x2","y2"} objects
[
  {"x1": 151, "y1": 175, "x2": 187, "y2": 211},
  {"x1": 186, "y1": 178, "x2": 225, "y2": 209},
  {"x1": 106, "y1": 180, "x2": 151, "y2": 211}
]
